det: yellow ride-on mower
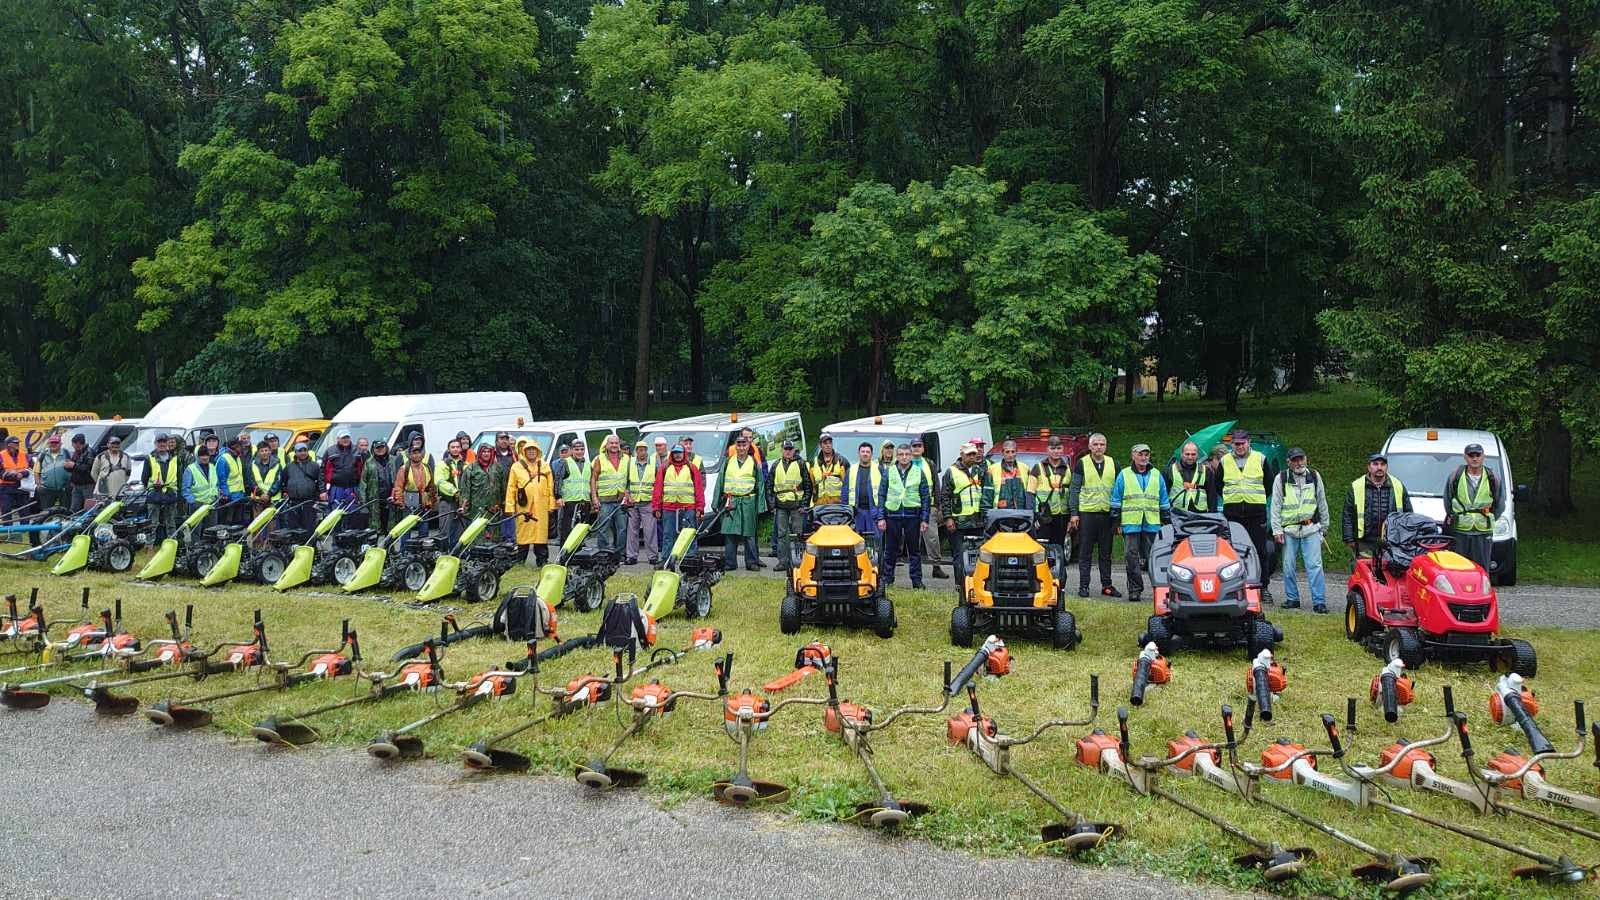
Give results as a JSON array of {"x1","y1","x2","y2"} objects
[
  {"x1": 951, "y1": 510, "x2": 1078, "y2": 650},
  {"x1": 779, "y1": 504, "x2": 893, "y2": 639}
]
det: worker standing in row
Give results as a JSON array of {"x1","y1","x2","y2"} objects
[
  {"x1": 878, "y1": 443, "x2": 930, "y2": 589},
  {"x1": 624, "y1": 440, "x2": 658, "y2": 565},
  {"x1": 1343, "y1": 451, "x2": 1410, "y2": 560},
  {"x1": 143, "y1": 434, "x2": 183, "y2": 542},
  {"x1": 505, "y1": 439, "x2": 554, "y2": 566},
  {"x1": 810, "y1": 434, "x2": 847, "y2": 506},
  {"x1": 1270, "y1": 447, "x2": 1329, "y2": 613},
  {"x1": 1168, "y1": 440, "x2": 1217, "y2": 513},
  {"x1": 554, "y1": 438, "x2": 590, "y2": 544},
  {"x1": 768, "y1": 439, "x2": 813, "y2": 571},
  {"x1": 1109, "y1": 443, "x2": 1170, "y2": 603},
  {"x1": 1220, "y1": 429, "x2": 1277, "y2": 602},
  {"x1": 1444, "y1": 442, "x2": 1501, "y2": 572},
  {"x1": 1070, "y1": 433, "x2": 1118, "y2": 598},
  {"x1": 911, "y1": 439, "x2": 948, "y2": 579},
  {"x1": 940, "y1": 442, "x2": 990, "y2": 581},
  {"x1": 1029, "y1": 436, "x2": 1073, "y2": 548},
  {"x1": 987, "y1": 439, "x2": 1027, "y2": 509},
  {"x1": 843, "y1": 441, "x2": 882, "y2": 540},
  {"x1": 652, "y1": 443, "x2": 703, "y2": 553},
  {"x1": 589, "y1": 434, "x2": 629, "y2": 553},
  {"x1": 714, "y1": 433, "x2": 765, "y2": 571}
]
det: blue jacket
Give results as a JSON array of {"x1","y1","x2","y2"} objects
[
  {"x1": 1109, "y1": 465, "x2": 1171, "y2": 534},
  {"x1": 876, "y1": 463, "x2": 931, "y2": 523},
  {"x1": 216, "y1": 452, "x2": 246, "y2": 502}
]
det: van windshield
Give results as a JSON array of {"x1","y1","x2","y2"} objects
[
  {"x1": 823, "y1": 433, "x2": 905, "y2": 463},
  {"x1": 641, "y1": 429, "x2": 729, "y2": 474},
  {"x1": 471, "y1": 431, "x2": 554, "y2": 457},
  {"x1": 1384, "y1": 452, "x2": 1504, "y2": 498},
  {"x1": 313, "y1": 422, "x2": 396, "y2": 456},
  {"x1": 123, "y1": 427, "x2": 168, "y2": 457}
]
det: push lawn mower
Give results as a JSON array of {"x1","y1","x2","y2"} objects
[
  {"x1": 948, "y1": 672, "x2": 1118, "y2": 854},
  {"x1": 199, "y1": 502, "x2": 289, "y2": 586},
  {"x1": 135, "y1": 502, "x2": 215, "y2": 580},
  {"x1": 1140, "y1": 509, "x2": 1279, "y2": 657},
  {"x1": 534, "y1": 506, "x2": 624, "y2": 613},
  {"x1": 341, "y1": 512, "x2": 426, "y2": 593},
  {"x1": 1075, "y1": 706, "x2": 1313, "y2": 883},
  {"x1": 779, "y1": 503, "x2": 893, "y2": 639},
  {"x1": 51, "y1": 495, "x2": 152, "y2": 575},
  {"x1": 950, "y1": 509, "x2": 1077, "y2": 650},
  {"x1": 251, "y1": 639, "x2": 446, "y2": 746},
  {"x1": 1240, "y1": 694, "x2": 1588, "y2": 882},
  {"x1": 143, "y1": 618, "x2": 359, "y2": 729},
  {"x1": 575, "y1": 652, "x2": 732, "y2": 790},
  {"x1": 414, "y1": 516, "x2": 521, "y2": 603},
  {"x1": 271, "y1": 501, "x2": 368, "y2": 591},
  {"x1": 1345, "y1": 512, "x2": 1535, "y2": 676},
  {"x1": 640, "y1": 509, "x2": 727, "y2": 621}
]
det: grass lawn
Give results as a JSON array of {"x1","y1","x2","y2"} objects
[{"x1": 2, "y1": 558, "x2": 1596, "y2": 899}]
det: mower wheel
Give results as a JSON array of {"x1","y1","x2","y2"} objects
[
  {"x1": 572, "y1": 579, "x2": 602, "y2": 613},
  {"x1": 1344, "y1": 590, "x2": 1375, "y2": 641},
  {"x1": 1143, "y1": 615, "x2": 1174, "y2": 655},
  {"x1": 1384, "y1": 627, "x2": 1425, "y2": 669},
  {"x1": 873, "y1": 597, "x2": 895, "y2": 639},
  {"x1": 330, "y1": 554, "x2": 360, "y2": 586},
  {"x1": 779, "y1": 590, "x2": 800, "y2": 635},
  {"x1": 1051, "y1": 608, "x2": 1079, "y2": 650},
  {"x1": 467, "y1": 568, "x2": 500, "y2": 602},
  {"x1": 192, "y1": 549, "x2": 220, "y2": 578},
  {"x1": 401, "y1": 560, "x2": 429, "y2": 592},
  {"x1": 1497, "y1": 638, "x2": 1537, "y2": 678},
  {"x1": 104, "y1": 540, "x2": 134, "y2": 572},
  {"x1": 949, "y1": 604, "x2": 974, "y2": 648},
  {"x1": 1247, "y1": 617, "x2": 1278, "y2": 657},
  {"x1": 689, "y1": 585, "x2": 713, "y2": 618},
  {"x1": 256, "y1": 553, "x2": 287, "y2": 585}
]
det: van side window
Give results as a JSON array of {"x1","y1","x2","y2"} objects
[
  {"x1": 585, "y1": 429, "x2": 614, "y2": 453},
  {"x1": 617, "y1": 426, "x2": 640, "y2": 448},
  {"x1": 784, "y1": 417, "x2": 804, "y2": 456},
  {"x1": 555, "y1": 432, "x2": 576, "y2": 454},
  {"x1": 756, "y1": 420, "x2": 789, "y2": 461},
  {"x1": 396, "y1": 424, "x2": 424, "y2": 452},
  {"x1": 921, "y1": 433, "x2": 941, "y2": 471}
]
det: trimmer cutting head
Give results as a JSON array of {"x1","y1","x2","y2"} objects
[
  {"x1": 86, "y1": 685, "x2": 142, "y2": 716},
  {"x1": 1351, "y1": 856, "x2": 1435, "y2": 893},
  {"x1": 1039, "y1": 821, "x2": 1120, "y2": 853},
  {"x1": 851, "y1": 799, "x2": 931, "y2": 829},
  {"x1": 145, "y1": 700, "x2": 213, "y2": 729},
  {"x1": 366, "y1": 731, "x2": 425, "y2": 760},
  {"x1": 0, "y1": 684, "x2": 51, "y2": 710},
  {"x1": 251, "y1": 717, "x2": 322, "y2": 747},
  {"x1": 1235, "y1": 847, "x2": 1315, "y2": 883},
  {"x1": 575, "y1": 762, "x2": 648, "y2": 790},
  {"x1": 712, "y1": 776, "x2": 789, "y2": 806}
]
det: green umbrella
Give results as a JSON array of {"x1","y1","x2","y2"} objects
[{"x1": 1168, "y1": 420, "x2": 1236, "y2": 466}]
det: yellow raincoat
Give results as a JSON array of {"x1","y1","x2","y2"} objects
[{"x1": 505, "y1": 440, "x2": 555, "y2": 546}]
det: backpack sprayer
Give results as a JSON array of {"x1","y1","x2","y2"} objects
[
  {"x1": 575, "y1": 652, "x2": 733, "y2": 790},
  {"x1": 947, "y1": 670, "x2": 1114, "y2": 854},
  {"x1": 1234, "y1": 693, "x2": 1588, "y2": 883},
  {"x1": 142, "y1": 619, "x2": 359, "y2": 729},
  {"x1": 1074, "y1": 706, "x2": 1313, "y2": 883},
  {"x1": 250, "y1": 639, "x2": 447, "y2": 747}
]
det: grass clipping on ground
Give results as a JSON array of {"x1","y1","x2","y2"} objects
[{"x1": 3, "y1": 561, "x2": 1596, "y2": 899}]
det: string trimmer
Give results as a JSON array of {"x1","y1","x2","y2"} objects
[
  {"x1": 1, "y1": 588, "x2": 96, "y2": 657},
  {"x1": 1076, "y1": 706, "x2": 1312, "y2": 882},
  {"x1": 365, "y1": 650, "x2": 531, "y2": 761},
  {"x1": 84, "y1": 608, "x2": 270, "y2": 715},
  {"x1": 575, "y1": 653, "x2": 733, "y2": 790},
  {"x1": 0, "y1": 596, "x2": 139, "y2": 677},
  {"x1": 250, "y1": 639, "x2": 446, "y2": 746},
  {"x1": 0, "y1": 604, "x2": 149, "y2": 710},
  {"x1": 948, "y1": 671, "x2": 1117, "y2": 854},
  {"x1": 1239, "y1": 694, "x2": 1589, "y2": 882},
  {"x1": 143, "y1": 618, "x2": 358, "y2": 729}
]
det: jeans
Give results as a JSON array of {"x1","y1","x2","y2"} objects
[
  {"x1": 1123, "y1": 529, "x2": 1156, "y2": 597},
  {"x1": 596, "y1": 500, "x2": 626, "y2": 553},
  {"x1": 328, "y1": 486, "x2": 358, "y2": 533},
  {"x1": 883, "y1": 516, "x2": 923, "y2": 586},
  {"x1": 625, "y1": 504, "x2": 657, "y2": 563},
  {"x1": 660, "y1": 509, "x2": 697, "y2": 558},
  {"x1": 0, "y1": 487, "x2": 26, "y2": 523},
  {"x1": 773, "y1": 507, "x2": 808, "y2": 568},
  {"x1": 558, "y1": 501, "x2": 591, "y2": 545},
  {"x1": 1280, "y1": 532, "x2": 1326, "y2": 606}
]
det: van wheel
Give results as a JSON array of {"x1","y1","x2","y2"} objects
[
  {"x1": 949, "y1": 605, "x2": 973, "y2": 648},
  {"x1": 873, "y1": 598, "x2": 895, "y2": 638},
  {"x1": 779, "y1": 590, "x2": 800, "y2": 635},
  {"x1": 1051, "y1": 609, "x2": 1079, "y2": 650}
]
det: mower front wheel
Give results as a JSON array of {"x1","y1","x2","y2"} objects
[
  {"x1": 401, "y1": 560, "x2": 429, "y2": 592},
  {"x1": 778, "y1": 590, "x2": 800, "y2": 635},
  {"x1": 1344, "y1": 590, "x2": 1375, "y2": 641},
  {"x1": 576, "y1": 579, "x2": 604, "y2": 613},
  {"x1": 1247, "y1": 617, "x2": 1279, "y2": 657},
  {"x1": 1495, "y1": 638, "x2": 1537, "y2": 678},
  {"x1": 688, "y1": 585, "x2": 713, "y2": 619},
  {"x1": 256, "y1": 553, "x2": 287, "y2": 585},
  {"x1": 1384, "y1": 627, "x2": 1425, "y2": 669},
  {"x1": 466, "y1": 568, "x2": 500, "y2": 603},
  {"x1": 949, "y1": 604, "x2": 974, "y2": 648},
  {"x1": 192, "y1": 549, "x2": 220, "y2": 579},
  {"x1": 1051, "y1": 608, "x2": 1079, "y2": 650},
  {"x1": 1143, "y1": 615, "x2": 1174, "y2": 655},
  {"x1": 873, "y1": 597, "x2": 895, "y2": 638},
  {"x1": 330, "y1": 554, "x2": 360, "y2": 586}
]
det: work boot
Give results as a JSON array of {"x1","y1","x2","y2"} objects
[
  {"x1": 1077, "y1": 588, "x2": 1090, "y2": 598},
  {"x1": 1101, "y1": 585, "x2": 1122, "y2": 598},
  {"x1": 745, "y1": 562, "x2": 760, "y2": 572},
  {"x1": 1312, "y1": 604, "x2": 1329, "y2": 614},
  {"x1": 932, "y1": 565, "x2": 948, "y2": 579},
  {"x1": 1281, "y1": 600, "x2": 1301, "y2": 610},
  {"x1": 753, "y1": 559, "x2": 767, "y2": 569},
  {"x1": 1261, "y1": 587, "x2": 1275, "y2": 605},
  {"x1": 1128, "y1": 593, "x2": 1142, "y2": 604}
]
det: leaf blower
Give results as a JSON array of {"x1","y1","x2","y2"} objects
[
  {"x1": 1128, "y1": 642, "x2": 1170, "y2": 707},
  {"x1": 1369, "y1": 659, "x2": 1413, "y2": 723},
  {"x1": 1246, "y1": 649, "x2": 1286, "y2": 722},
  {"x1": 1489, "y1": 673, "x2": 1553, "y2": 756}
]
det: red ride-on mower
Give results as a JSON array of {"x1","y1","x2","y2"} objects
[
  {"x1": 1139, "y1": 511, "x2": 1279, "y2": 657},
  {"x1": 1344, "y1": 512, "x2": 1535, "y2": 676}
]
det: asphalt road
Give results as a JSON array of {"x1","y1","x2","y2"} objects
[{"x1": 1, "y1": 702, "x2": 1244, "y2": 900}]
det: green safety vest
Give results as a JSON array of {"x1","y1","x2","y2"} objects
[
  {"x1": 1451, "y1": 470, "x2": 1494, "y2": 533},
  {"x1": 1278, "y1": 471, "x2": 1319, "y2": 528},
  {"x1": 1169, "y1": 462, "x2": 1209, "y2": 512},
  {"x1": 883, "y1": 463, "x2": 924, "y2": 512},
  {"x1": 811, "y1": 457, "x2": 847, "y2": 504},
  {"x1": 251, "y1": 460, "x2": 282, "y2": 500},
  {"x1": 628, "y1": 458, "x2": 655, "y2": 494},
  {"x1": 225, "y1": 452, "x2": 245, "y2": 495},
  {"x1": 848, "y1": 461, "x2": 883, "y2": 507},
  {"x1": 594, "y1": 454, "x2": 628, "y2": 500},
  {"x1": 1078, "y1": 457, "x2": 1114, "y2": 513},
  {"x1": 771, "y1": 459, "x2": 806, "y2": 503},
  {"x1": 560, "y1": 457, "x2": 592, "y2": 502},
  {"x1": 1350, "y1": 476, "x2": 1407, "y2": 540},
  {"x1": 1117, "y1": 467, "x2": 1162, "y2": 528},
  {"x1": 186, "y1": 462, "x2": 219, "y2": 504},
  {"x1": 723, "y1": 455, "x2": 758, "y2": 496},
  {"x1": 1032, "y1": 461, "x2": 1071, "y2": 515},
  {"x1": 661, "y1": 464, "x2": 696, "y2": 505},
  {"x1": 148, "y1": 456, "x2": 180, "y2": 494},
  {"x1": 1221, "y1": 451, "x2": 1267, "y2": 506},
  {"x1": 946, "y1": 465, "x2": 981, "y2": 518}
]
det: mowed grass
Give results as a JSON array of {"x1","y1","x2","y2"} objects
[{"x1": 2, "y1": 558, "x2": 1597, "y2": 899}]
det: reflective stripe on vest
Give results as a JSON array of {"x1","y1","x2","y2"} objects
[
  {"x1": 1169, "y1": 462, "x2": 1209, "y2": 511},
  {"x1": 947, "y1": 466, "x2": 980, "y2": 517},
  {"x1": 1350, "y1": 477, "x2": 1407, "y2": 540},
  {"x1": 186, "y1": 463, "x2": 219, "y2": 504},
  {"x1": 723, "y1": 456, "x2": 757, "y2": 496},
  {"x1": 884, "y1": 463, "x2": 924, "y2": 512},
  {"x1": 149, "y1": 456, "x2": 180, "y2": 493},
  {"x1": 772, "y1": 459, "x2": 805, "y2": 502},
  {"x1": 628, "y1": 459, "x2": 655, "y2": 493},
  {"x1": 1117, "y1": 467, "x2": 1161, "y2": 528},
  {"x1": 1452, "y1": 471, "x2": 1494, "y2": 533},
  {"x1": 811, "y1": 458, "x2": 846, "y2": 504},
  {"x1": 1278, "y1": 474, "x2": 1318, "y2": 527},
  {"x1": 1079, "y1": 457, "x2": 1114, "y2": 513},
  {"x1": 1221, "y1": 451, "x2": 1267, "y2": 505},
  {"x1": 560, "y1": 458, "x2": 592, "y2": 501},
  {"x1": 662, "y1": 464, "x2": 695, "y2": 505},
  {"x1": 1032, "y1": 462, "x2": 1070, "y2": 515},
  {"x1": 594, "y1": 454, "x2": 628, "y2": 500},
  {"x1": 848, "y1": 462, "x2": 882, "y2": 508},
  {"x1": 225, "y1": 454, "x2": 246, "y2": 494},
  {"x1": 252, "y1": 461, "x2": 281, "y2": 499}
]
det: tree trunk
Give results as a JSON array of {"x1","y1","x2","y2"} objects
[
  {"x1": 1546, "y1": 14, "x2": 1572, "y2": 184},
  {"x1": 1533, "y1": 414, "x2": 1574, "y2": 516},
  {"x1": 1124, "y1": 353, "x2": 1138, "y2": 404},
  {"x1": 865, "y1": 319, "x2": 884, "y2": 417},
  {"x1": 631, "y1": 214, "x2": 662, "y2": 421},
  {"x1": 143, "y1": 334, "x2": 162, "y2": 407},
  {"x1": 1071, "y1": 387, "x2": 1092, "y2": 423},
  {"x1": 827, "y1": 352, "x2": 842, "y2": 420},
  {"x1": 1290, "y1": 347, "x2": 1319, "y2": 393},
  {"x1": 1088, "y1": 68, "x2": 1120, "y2": 210},
  {"x1": 1106, "y1": 375, "x2": 1117, "y2": 405}
]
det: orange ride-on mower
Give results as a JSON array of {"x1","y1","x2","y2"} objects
[
  {"x1": 950, "y1": 510, "x2": 1077, "y2": 650},
  {"x1": 1140, "y1": 510, "x2": 1279, "y2": 657},
  {"x1": 780, "y1": 504, "x2": 893, "y2": 638},
  {"x1": 1076, "y1": 707, "x2": 1313, "y2": 883},
  {"x1": 1345, "y1": 512, "x2": 1535, "y2": 676}
]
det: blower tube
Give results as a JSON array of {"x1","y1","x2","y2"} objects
[
  {"x1": 948, "y1": 635, "x2": 1004, "y2": 697},
  {"x1": 1251, "y1": 651, "x2": 1274, "y2": 723},
  {"x1": 1130, "y1": 644, "x2": 1158, "y2": 707},
  {"x1": 1498, "y1": 675, "x2": 1554, "y2": 755}
]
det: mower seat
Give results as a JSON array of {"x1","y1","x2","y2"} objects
[
  {"x1": 983, "y1": 509, "x2": 1036, "y2": 537},
  {"x1": 809, "y1": 503, "x2": 855, "y2": 529},
  {"x1": 1148, "y1": 514, "x2": 1261, "y2": 590},
  {"x1": 1380, "y1": 512, "x2": 1451, "y2": 575}
]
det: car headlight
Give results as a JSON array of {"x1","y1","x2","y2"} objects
[
  {"x1": 1219, "y1": 562, "x2": 1243, "y2": 581},
  {"x1": 1432, "y1": 573, "x2": 1456, "y2": 595},
  {"x1": 1493, "y1": 514, "x2": 1511, "y2": 539},
  {"x1": 94, "y1": 524, "x2": 115, "y2": 541},
  {"x1": 1170, "y1": 566, "x2": 1194, "y2": 583}
]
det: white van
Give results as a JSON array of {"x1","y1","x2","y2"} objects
[
  {"x1": 820, "y1": 413, "x2": 992, "y2": 476},
  {"x1": 125, "y1": 393, "x2": 322, "y2": 489},
  {"x1": 469, "y1": 420, "x2": 642, "y2": 458},
  {"x1": 641, "y1": 412, "x2": 804, "y2": 512},
  {"x1": 1379, "y1": 427, "x2": 1523, "y2": 585},
  {"x1": 315, "y1": 392, "x2": 532, "y2": 461}
]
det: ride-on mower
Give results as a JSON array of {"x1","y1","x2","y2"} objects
[
  {"x1": 640, "y1": 509, "x2": 726, "y2": 621},
  {"x1": 951, "y1": 509, "x2": 1077, "y2": 650},
  {"x1": 1076, "y1": 706, "x2": 1313, "y2": 883},
  {"x1": 1140, "y1": 510, "x2": 1279, "y2": 657},
  {"x1": 779, "y1": 503, "x2": 893, "y2": 639},
  {"x1": 1345, "y1": 512, "x2": 1535, "y2": 676}
]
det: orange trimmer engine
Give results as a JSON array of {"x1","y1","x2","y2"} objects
[
  {"x1": 1260, "y1": 739, "x2": 1311, "y2": 780},
  {"x1": 690, "y1": 627, "x2": 721, "y2": 650},
  {"x1": 467, "y1": 671, "x2": 517, "y2": 697},
  {"x1": 630, "y1": 680, "x2": 675, "y2": 715},
  {"x1": 724, "y1": 689, "x2": 771, "y2": 737},
  {"x1": 762, "y1": 641, "x2": 833, "y2": 693},
  {"x1": 1486, "y1": 751, "x2": 1540, "y2": 791},
  {"x1": 1378, "y1": 741, "x2": 1435, "y2": 781},
  {"x1": 565, "y1": 674, "x2": 612, "y2": 706},
  {"x1": 946, "y1": 709, "x2": 997, "y2": 745},
  {"x1": 397, "y1": 660, "x2": 439, "y2": 690},
  {"x1": 1165, "y1": 732, "x2": 1218, "y2": 772},
  {"x1": 306, "y1": 652, "x2": 354, "y2": 679},
  {"x1": 1074, "y1": 729, "x2": 1121, "y2": 768},
  {"x1": 223, "y1": 642, "x2": 265, "y2": 669},
  {"x1": 825, "y1": 700, "x2": 872, "y2": 735}
]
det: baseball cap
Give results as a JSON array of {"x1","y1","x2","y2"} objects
[
  {"x1": 266, "y1": 433, "x2": 280, "y2": 442},
  {"x1": 1230, "y1": 428, "x2": 1250, "y2": 441},
  {"x1": 635, "y1": 440, "x2": 647, "y2": 449},
  {"x1": 959, "y1": 442, "x2": 977, "y2": 455},
  {"x1": 1287, "y1": 447, "x2": 1306, "y2": 460},
  {"x1": 70, "y1": 434, "x2": 85, "y2": 443},
  {"x1": 819, "y1": 432, "x2": 833, "y2": 441},
  {"x1": 1464, "y1": 443, "x2": 1484, "y2": 455},
  {"x1": 48, "y1": 434, "x2": 62, "y2": 443},
  {"x1": 653, "y1": 436, "x2": 668, "y2": 445},
  {"x1": 4, "y1": 435, "x2": 18, "y2": 444},
  {"x1": 294, "y1": 442, "x2": 309, "y2": 451},
  {"x1": 1368, "y1": 451, "x2": 1387, "y2": 463},
  {"x1": 107, "y1": 436, "x2": 121, "y2": 445},
  {"x1": 781, "y1": 439, "x2": 795, "y2": 449},
  {"x1": 972, "y1": 437, "x2": 988, "y2": 446},
  {"x1": 671, "y1": 444, "x2": 685, "y2": 455},
  {"x1": 1131, "y1": 443, "x2": 1151, "y2": 454},
  {"x1": 881, "y1": 440, "x2": 895, "y2": 450},
  {"x1": 497, "y1": 431, "x2": 511, "y2": 439},
  {"x1": 1047, "y1": 436, "x2": 1062, "y2": 448},
  {"x1": 373, "y1": 439, "x2": 388, "y2": 449},
  {"x1": 338, "y1": 430, "x2": 351, "y2": 439}
]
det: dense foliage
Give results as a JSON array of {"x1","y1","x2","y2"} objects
[{"x1": 0, "y1": 0, "x2": 1594, "y2": 509}]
